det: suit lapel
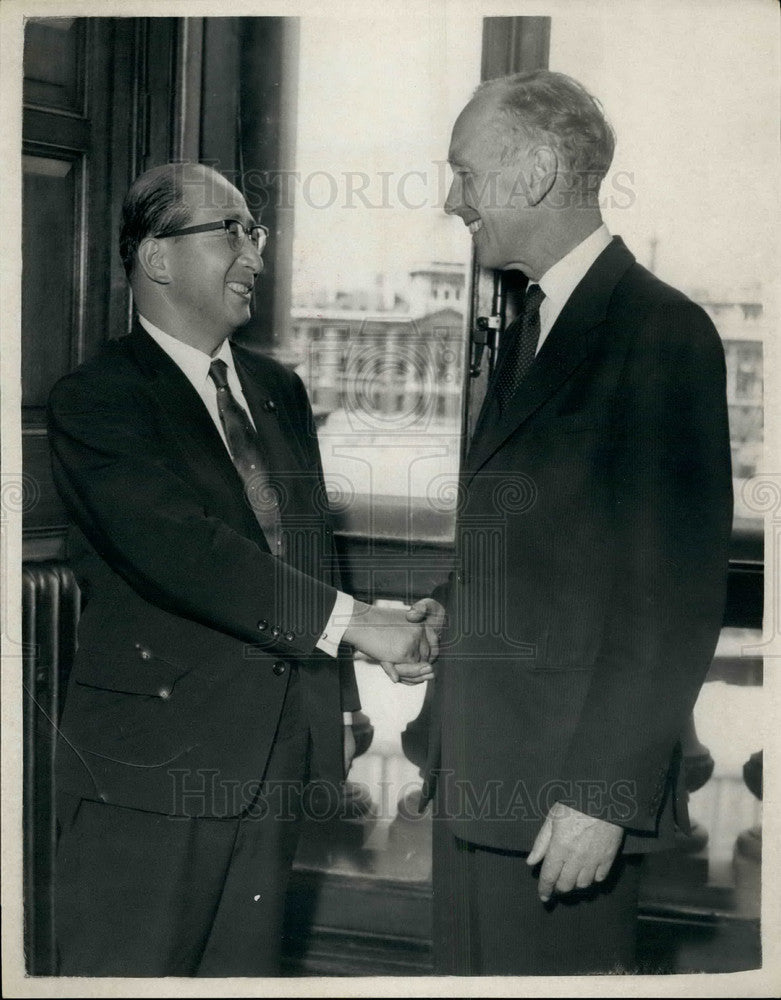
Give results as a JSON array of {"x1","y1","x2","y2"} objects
[
  {"x1": 126, "y1": 322, "x2": 244, "y2": 500},
  {"x1": 464, "y1": 237, "x2": 635, "y2": 483},
  {"x1": 231, "y1": 346, "x2": 309, "y2": 471}
]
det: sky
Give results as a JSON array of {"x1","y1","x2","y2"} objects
[{"x1": 290, "y1": 2, "x2": 779, "y2": 308}]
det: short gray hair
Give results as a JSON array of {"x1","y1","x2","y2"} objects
[{"x1": 476, "y1": 70, "x2": 616, "y2": 197}]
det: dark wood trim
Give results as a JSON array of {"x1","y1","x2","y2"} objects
[
  {"x1": 636, "y1": 908, "x2": 761, "y2": 974},
  {"x1": 138, "y1": 17, "x2": 178, "y2": 170},
  {"x1": 106, "y1": 18, "x2": 142, "y2": 341},
  {"x1": 481, "y1": 15, "x2": 551, "y2": 81},
  {"x1": 281, "y1": 862, "x2": 760, "y2": 976},
  {"x1": 72, "y1": 152, "x2": 88, "y2": 367},
  {"x1": 21, "y1": 144, "x2": 84, "y2": 429},
  {"x1": 22, "y1": 107, "x2": 89, "y2": 150},
  {"x1": 171, "y1": 18, "x2": 204, "y2": 163},
  {"x1": 724, "y1": 560, "x2": 764, "y2": 631},
  {"x1": 79, "y1": 20, "x2": 120, "y2": 363},
  {"x1": 282, "y1": 926, "x2": 432, "y2": 977},
  {"x1": 234, "y1": 16, "x2": 300, "y2": 352},
  {"x1": 23, "y1": 17, "x2": 88, "y2": 120},
  {"x1": 283, "y1": 867, "x2": 432, "y2": 976},
  {"x1": 199, "y1": 17, "x2": 241, "y2": 175}
]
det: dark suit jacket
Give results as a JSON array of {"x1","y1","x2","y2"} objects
[
  {"x1": 425, "y1": 237, "x2": 733, "y2": 853},
  {"x1": 47, "y1": 321, "x2": 358, "y2": 817}
]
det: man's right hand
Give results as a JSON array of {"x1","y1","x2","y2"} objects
[
  {"x1": 343, "y1": 601, "x2": 434, "y2": 684},
  {"x1": 406, "y1": 598, "x2": 446, "y2": 663}
]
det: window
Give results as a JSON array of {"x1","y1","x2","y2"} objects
[
  {"x1": 276, "y1": 12, "x2": 769, "y2": 923},
  {"x1": 279, "y1": 13, "x2": 483, "y2": 882}
]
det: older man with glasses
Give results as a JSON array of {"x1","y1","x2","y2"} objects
[{"x1": 47, "y1": 162, "x2": 434, "y2": 976}]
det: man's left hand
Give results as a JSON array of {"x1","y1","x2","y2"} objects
[{"x1": 526, "y1": 802, "x2": 624, "y2": 902}]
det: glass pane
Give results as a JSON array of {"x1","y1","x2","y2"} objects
[
  {"x1": 688, "y1": 628, "x2": 762, "y2": 907},
  {"x1": 285, "y1": 14, "x2": 482, "y2": 535},
  {"x1": 637, "y1": 626, "x2": 763, "y2": 922},
  {"x1": 295, "y1": 602, "x2": 433, "y2": 883},
  {"x1": 284, "y1": 15, "x2": 483, "y2": 879},
  {"x1": 549, "y1": 13, "x2": 773, "y2": 534}
]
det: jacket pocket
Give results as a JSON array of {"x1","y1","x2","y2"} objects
[{"x1": 73, "y1": 642, "x2": 192, "y2": 699}]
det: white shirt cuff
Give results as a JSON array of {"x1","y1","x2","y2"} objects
[
  {"x1": 342, "y1": 712, "x2": 354, "y2": 726},
  {"x1": 315, "y1": 590, "x2": 354, "y2": 658}
]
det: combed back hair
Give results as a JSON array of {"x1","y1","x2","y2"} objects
[
  {"x1": 119, "y1": 163, "x2": 199, "y2": 278},
  {"x1": 476, "y1": 70, "x2": 616, "y2": 196}
]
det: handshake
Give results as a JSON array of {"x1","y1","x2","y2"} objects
[{"x1": 343, "y1": 598, "x2": 446, "y2": 684}]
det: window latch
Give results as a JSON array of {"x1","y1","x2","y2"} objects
[{"x1": 470, "y1": 314, "x2": 500, "y2": 378}]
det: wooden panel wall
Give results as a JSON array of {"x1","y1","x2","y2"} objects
[
  {"x1": 21, "y1": 16, "x2": 257, "y2": 559},
  {"x1": 22, "y1": 18, "x2": 121, "y2": 549}
]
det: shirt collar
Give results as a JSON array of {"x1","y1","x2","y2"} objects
[
  {"x1": 137, "y1": 315, "x2": 236, "y2": 388},
  {"x1": 536, "y1": 224, "x2": 612, "y2": 307}
]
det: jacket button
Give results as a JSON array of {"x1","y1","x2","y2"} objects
[
  {"x1": 158, "y1": 686, "x2": 171, "y2": 699},
  {"x1": 257, "y1": 620, "x2": 269, "y2": 631},
  {"x1": 271, "y1": 626, "x2": 281, "y2": 637},
  {"x1": 284, "y1": 631, "x2": 295, "y2": 641},
  {"x1": 140, "y1": 650, "x2": 151, "y2": 660},
  {"x1": 272, "y1": 662, "x2": 286, "y2": 676}
]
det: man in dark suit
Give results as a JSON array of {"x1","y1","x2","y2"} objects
[
  {"x1": 47, "y1": 162, "x2": 433, "y2": 976},
  {"x1": 412, "y1": 70, "x2": 733, "y2": 974}
]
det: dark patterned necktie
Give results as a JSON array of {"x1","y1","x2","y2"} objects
[
  {"x1": 495, "y1": 283, "x2": 545, "y2": 412},
  {"x1": 208, "y1": 358, "x2": 284, "y2": 556}
]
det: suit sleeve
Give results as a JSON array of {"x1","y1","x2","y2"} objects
[
  {"x1": 289, "y1": 370, "x2": 361, "y2": 712},
  {"x1": 559, "y1": 301, "x2": 733, "y2": 832},
  {"x1": 48, "y1": 368, "x2": 337, "y2": 660}
]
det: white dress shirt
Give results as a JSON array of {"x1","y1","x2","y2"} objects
[
  {"x1": 139, "y1": 315, "x2": 257, "y2": 445},
  {"x1": 534, "y1": 224, "x2": 612, "y2": 354},
  {"x1": 138, "y1": 315, "x2": 353, "y2": 694}
]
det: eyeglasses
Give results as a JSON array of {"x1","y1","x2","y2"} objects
[{"x1": 154, "y1": 219, "x2": 269, "y2": 255}]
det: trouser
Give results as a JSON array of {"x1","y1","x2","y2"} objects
[
  {"x1": 55, "y1": 672, "x2": 309, "y2": 977},
  {"x1": 433, "y1": 818, "x2": 643, "y2": 976}
]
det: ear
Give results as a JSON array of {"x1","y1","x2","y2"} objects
[
  {"x1": 526, "y1": 145, "x2": 558, "y2": 206},
  {"x1": 136, "y1": 237, "x2": 172, "y2": 285}
]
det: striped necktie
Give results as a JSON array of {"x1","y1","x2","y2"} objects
[{"x1": 208, "y1": 358, "x2": 284, "y2": 556}]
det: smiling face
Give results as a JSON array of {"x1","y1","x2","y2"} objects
[
  {"x1": 445, "y1": 90, "x2": 540, "y2": 274},
  {"x1": 162, "y1": 169, "x2": 263, "y2": 345}
]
